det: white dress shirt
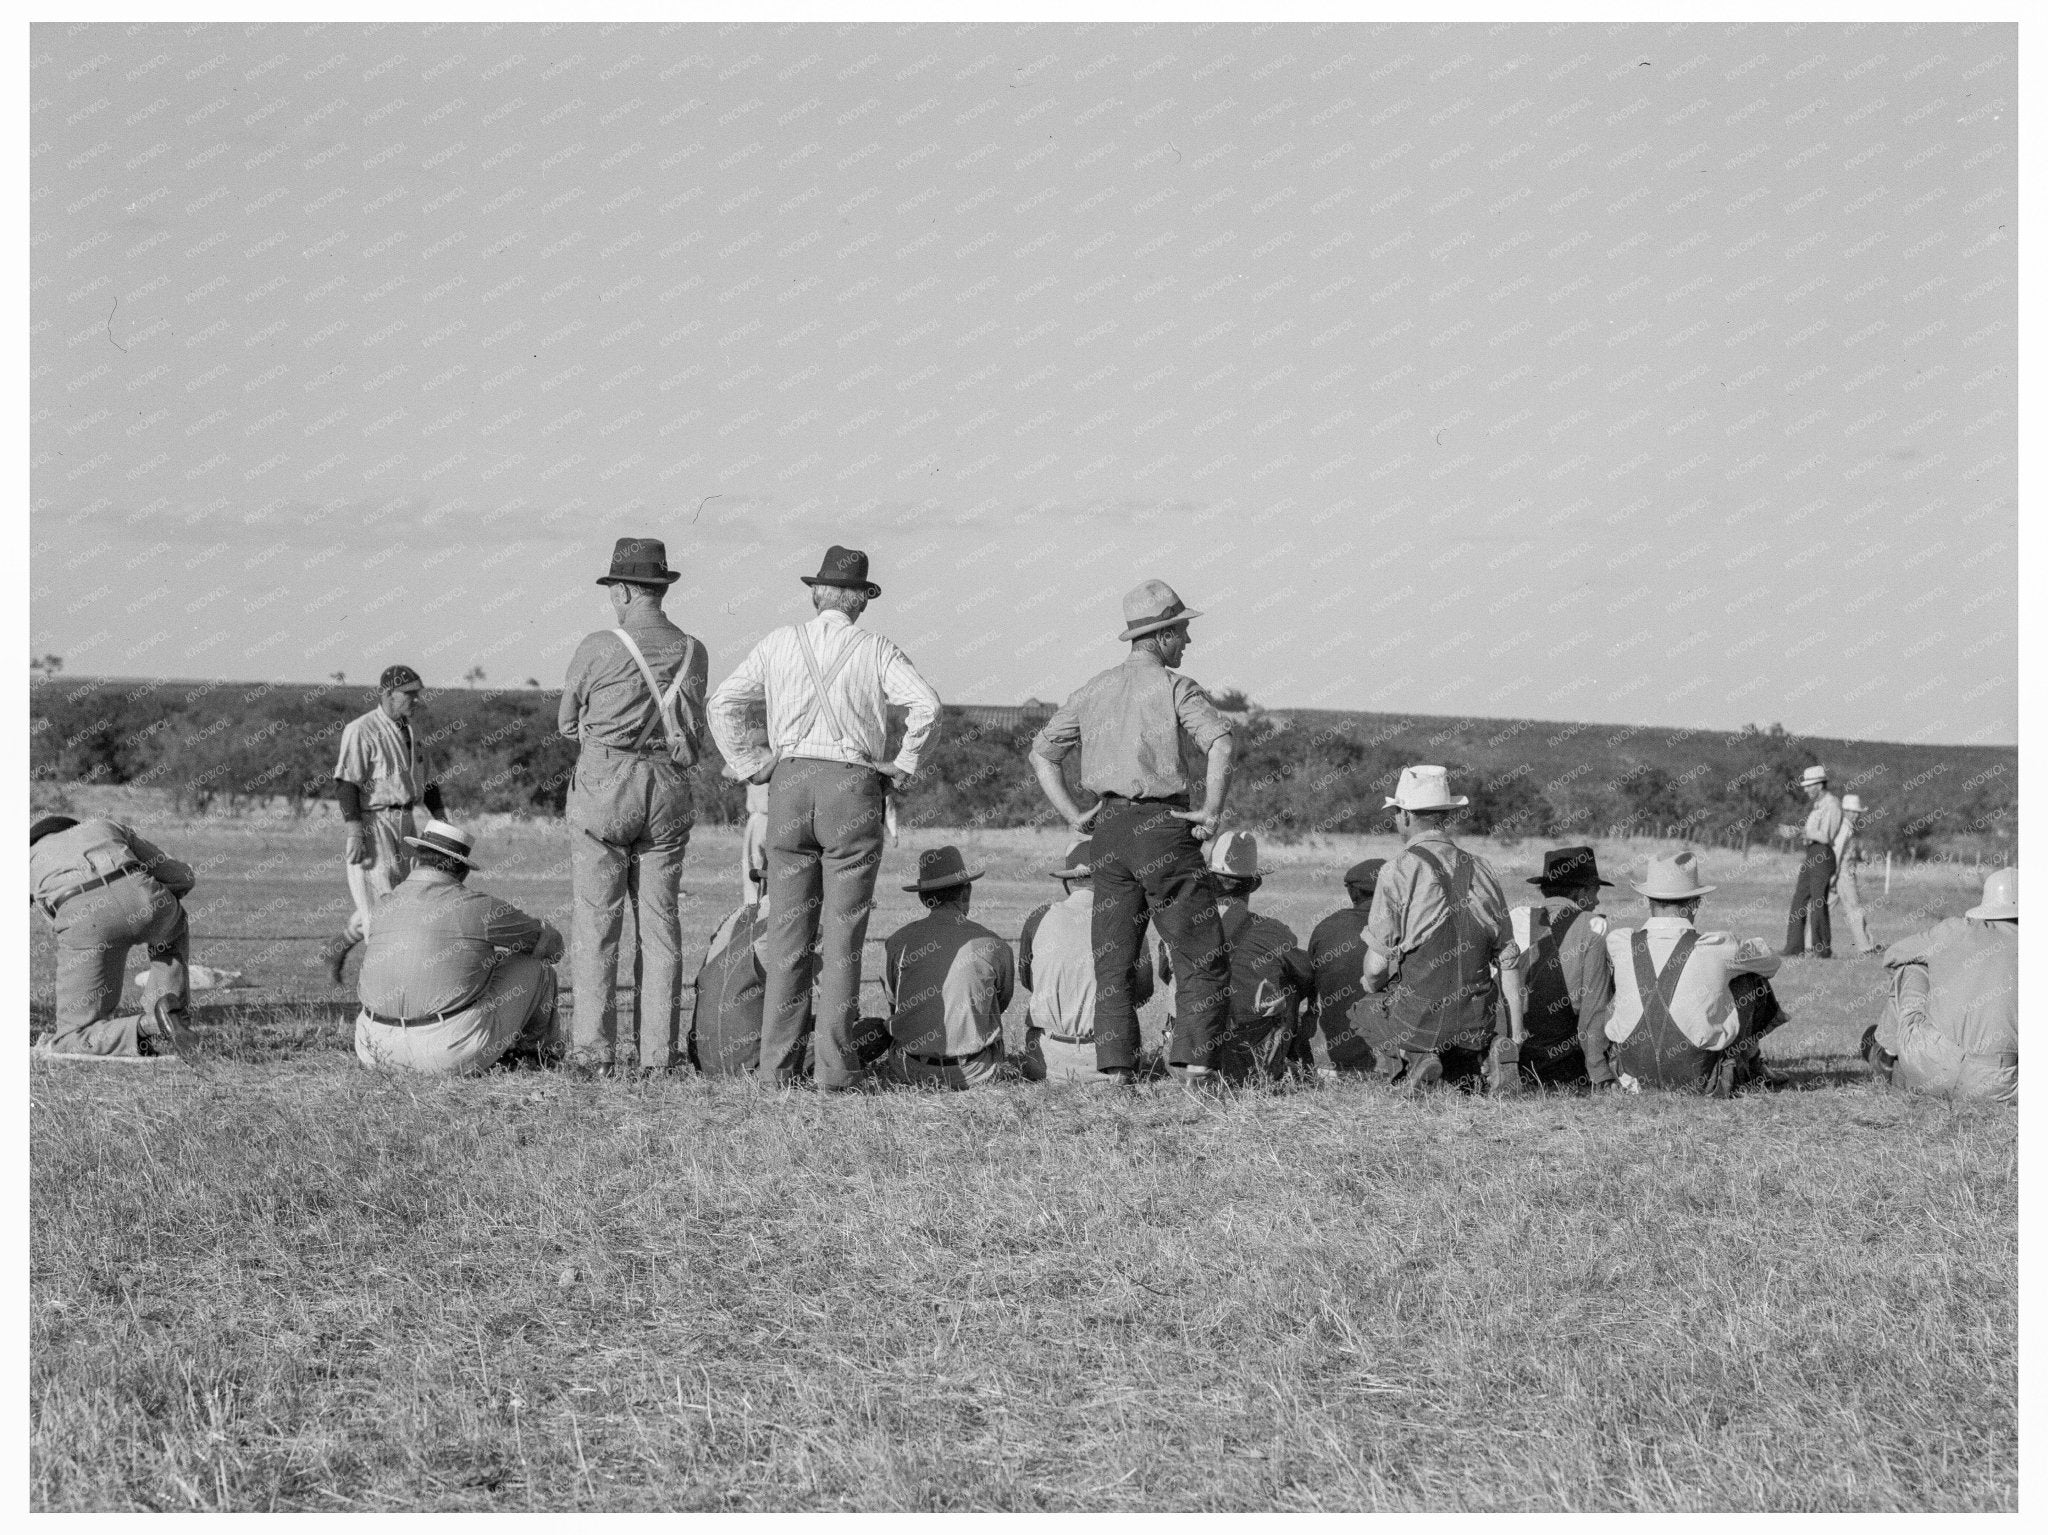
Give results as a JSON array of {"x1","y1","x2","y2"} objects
[{"x1": 708, "y1": 608, "x2": 940, "y2": 781}]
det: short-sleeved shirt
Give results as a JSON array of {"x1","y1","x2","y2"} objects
[
  {"x1": 1362, "y1": 829, "x2": 1517, "y2": 965},
  {"x1": 558, "y1": 608, "x2": 708, "y2": 758},
  {"x1": 1878, "y1": 917, "x2": 2017, "y2": 1101},
  {"x1": 358, "y1": 869, "x2": 563, "y2": 1019},
  {"x1": 335, "y1": 707, "x2": 430, "y2": 809},
  {"x1": 1019, "y1": 888, "x2": 1153, "y2": 1042},
  {"x1": 31, "y1": 819, "x2": 195, "y2": 914},
  {"x1": 883, "y1": 908, "x2": 1015, "y2": 1059},
  {"x1": 1031, "y1": 650, "x2": 1234, "y2": 799},
  {"x1": 1601, "y1": 916, "x2": 1781, "y2": 1052},
  {"x1": 1803, "y1": 792, "x2": 1844, "y2": 846}
]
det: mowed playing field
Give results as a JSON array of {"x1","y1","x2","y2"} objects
[{"x1": 28, "y1": 803, "x2": 2016, "y2": 1511}]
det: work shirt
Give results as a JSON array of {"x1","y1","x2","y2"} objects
[
  {"x1": 31, "y1": 819, "x2": 195, "y2": 914},
  {"x1": 708, "y1": 609, "x2": 939, "y2": 780},
  {"x1": 558, "y1": 608, "x2": 708, "y2": 758},
  {"x1": 1601, "y1": 916, "x2": 1781, "y2": 1053},
  {"x1": 691, "y1": 900, "x2": 770, "y2": 1074},
  {"x1": 1802, "y1": 791, "x2": 1844, "y2": 846},
  {"x1": 883, "y1": 908, "x2": 1015, "y2": 1059},
  {"x1": 1362, "y1": 828, "x2": 1517, "y2": 966},
  {"x1": 336, "y1": 707, "x2": 432, "y2": 810},
  {"x1": 1031, "y1": 650, "x2": 1234, "y2": 800},
  {"x1": 1878, "y1": 917, "x2": 2017, "y2": 1103},
  {"x1": 1019, "y1": 888, "x2": 1154, "y2": 1041},
  {"x1": 358, "y1": 868, "x2": 563, "y2": 1020},
  {"x1": 1307, "y1": 904, "x2": 1375, "y2": 1028},
  {"x1": 1512, "y1": 897, "x2": 1615, "y2": 1078}
]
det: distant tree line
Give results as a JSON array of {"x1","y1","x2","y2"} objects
[{"x1": 28, "y1": 677, "x2": 2016, "y2": 858}]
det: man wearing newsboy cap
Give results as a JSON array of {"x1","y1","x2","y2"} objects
[
  {"x1": 1030, "y1": 580, "x2": 1238, "y2": 1085},
  {"x1": 558, "y1": 537, "x2": 710, "y2": 1074},
  {"x1": 708, "y1": 545, "x2": 942, "y2": 1090}
]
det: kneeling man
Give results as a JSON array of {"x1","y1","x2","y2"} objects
[
  {"x1": 355, "y1": 821, "x2": 565, "y2": 1075},
  {"x1": 1597, "y1": 851, "x2": 1786, "y2": 1095},
  {"x1": 883, "y1": 846, "x2": 1016, "y2": 1089},
  {"x1": 1862, "y1": 867, "x2": 2016, "y2": 1103},
  {"x1": 30, "y1": 815, "x2": 201, "y2": 1062}
]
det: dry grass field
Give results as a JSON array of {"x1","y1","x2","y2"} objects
[{"x1": 28, "y1": 799, "x2": 2016, "y2": 1510}]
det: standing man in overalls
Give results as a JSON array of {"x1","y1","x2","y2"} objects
[
  {"x1": 707, "y1": 545, "x2": 942, "y2": 1090},
  {"x1": 1029, "y1": 579, "x2": 1237, "y2": 1087},
  {"x1": 1358, "y1": 765, "x2": 1527, "y2": 1092},
  {"x1": 314, "y1": 664, "x2": 447, "y2": 985},
  {"x1": 558, "y1": 537, "x2": 709, "y2": 1074}
]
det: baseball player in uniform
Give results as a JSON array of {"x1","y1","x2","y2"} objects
[{"x1": 313, "y1": 664, "x2": 446, "y2": 984}]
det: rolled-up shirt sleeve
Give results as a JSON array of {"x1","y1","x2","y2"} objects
[
  {"x1": 1170, "y1": 675, "x2": 1234, "y2": 754},
  {"x1": 1031, "y1": 695, "x2": 1083, "y2": 764},
  {"x1": 558, "y1": 637, "x2": 595, "y2": 742},
  {"x1": 707, "y1": 642, "x2": 773, "y2": 780},
  {"x1": 1362, "y1": 865, "x2": 1407, "y2": 959},
  {"x1": 124, "y1": 828, "x2": 196, "y2": 898},
  {"x1": 881, "y1": 642, "x2": 941, "y2": 776},
  {"x1": 482, "y1": 896, "x2": 554, "y2": 958}
]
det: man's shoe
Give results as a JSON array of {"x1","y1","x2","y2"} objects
[
  {"x1": 1396, "y1": 1054, "x2": 1443, "y2": 1095},
  {"x1": 143, "y1": 1000, "x2": 213, "y2": 1074}
]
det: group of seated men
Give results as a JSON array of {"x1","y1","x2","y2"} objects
[{"x1": 28, "y1": 809, "x2": 2018, "y2": 1105}]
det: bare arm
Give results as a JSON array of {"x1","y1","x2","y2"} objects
[
  {"x1": 1170, "y1": 732, "x2": 1236, "y2": 841},
  {"x1": 1030, "y1": 750, "x2": 1099, "y2": 835}
]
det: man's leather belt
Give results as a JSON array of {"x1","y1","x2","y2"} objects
[
  {"x1": 38, "y1": 864, "x2": 144, "y2": 917},
  {"x1": 368, "y1": 800, "x2": 418, "y2": 812},
  {"x1": 364, "y1": 985, "x2": 487, "y2": 1028},
  {"x1": 906, "y1": 1047, "x2": 990, "y2": 1067},
  {"x1": 1097, "y1": 791, "x2": 1190, "y2": 807}
]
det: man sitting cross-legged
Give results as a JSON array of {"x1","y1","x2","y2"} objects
[
  {"x1": 1016, "y1": 837, "x2": 1156, "y2": 1084},
  {"x1": 1508, "y1": 846, "x2": 1617, "y2": 1089},
  {"x1": 1861, "y1": 867, "x2": 2017, "y2": 1104},
  {"x1": 881, "y1": 846, "x2": 1016, "y2": 1090},
  {"x1": 1595, "y1": 851, "x2": 1787, "y2": 1095},
  {"x1": 354, "y1": 821, "x2": 565, "y2": 1076}
]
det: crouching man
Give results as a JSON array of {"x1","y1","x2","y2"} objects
[
  {"x1": 355, "y1": 821, "x2": 565, "y2": 1075},
  {"x1": 1862, "y1": 868, "x2": 2017, "y2": 1103},
  {"x1": 1596, "y1": 851, "x2": 1786, "y2": 1095},
  {"x1": 882, "y1": 846, "x2": 1016, "y2": 1089},
  {"x1": 29, "y1": 815, "x2": 201, "y2": 1063}
]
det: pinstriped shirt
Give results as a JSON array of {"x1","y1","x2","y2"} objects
[{"x1": 707, "y1": 609, "x2": 941, "y2": 780}]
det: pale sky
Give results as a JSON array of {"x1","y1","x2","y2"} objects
[{"x1": 30, "y1": 21, "x2": 2016, "y2": 743}]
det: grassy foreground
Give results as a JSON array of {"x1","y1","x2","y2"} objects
[{"x1": 28, "y1": 814, "x2": 2016, "y2": 1510}]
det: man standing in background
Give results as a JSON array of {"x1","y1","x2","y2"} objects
[
  {"x1": 1782, "y1": 764, "x2": 1842, "y2": 959},
  {"x1": 559, "y1": 538, "x2": 708, "y2": 1075},
  {"x1": 1831, "y1": 793, "x2": 1880, "y2": 955},
  {"x1": 1029, "y1": 580, "x2": 1237, "y2": 1088},
  {"x1": 313, "y1": 665, "x2": 446, "y2": 986},
  {"x1": 708, "y1": 545, "x2": 942, "y2": 1091}
]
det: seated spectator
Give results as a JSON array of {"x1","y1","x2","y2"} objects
[
  {"x1": 1166, "y1": 831, "x2": 1313, "y2": 1087},
  {"x1": 689, "y1": 867, "x2": 873, "y2": 1077},
  {"x1": 1017, "y1": 838, "x2": 1155, "y2": 1084},
  {"x1": 882, "y1": 847, "x2": 1016, "y2": 1089},
  {"x1": 1307, "y1": 858, "x2": 1385, "y2": 1073},
  {"x1": 1595, "y1": 851, "x2": 1787, "y2": 1095},
  {"x1": 1862, "y1": 867, "x2": 2017, "y2": 1103},
  {"x1": 1509, "y1": 846, "x2": 1616, "y2": 1089},
  {"x1": 354, "y1": 821, "x2": 564, "y2": 1075}
]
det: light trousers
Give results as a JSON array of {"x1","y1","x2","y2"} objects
[{"x1": 47, "y1": 876, "x2": 190, "y2": 1057}]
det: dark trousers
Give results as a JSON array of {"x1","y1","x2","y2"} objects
[
  {"x1": 1088, "y1": 797, "x2": 1229, "y2": 1072},
  {"x1": 1783, "y1": 843, "x2": 1836, "y2": 956}
]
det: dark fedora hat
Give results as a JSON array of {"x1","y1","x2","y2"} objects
[
  {"x1": 1529, "y1": 846, "x2": 1612, "y2": 888},
  {"x1": 595, "y1": 536, "x2": 681, "y2": 587},
  {"x1": 799, "y1": 544, "x2": 881, "y2": 599},
  {"x1": 903, "y1": 844, "x2": 984, "y2": 893}
]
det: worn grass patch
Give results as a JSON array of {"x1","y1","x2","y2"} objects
[{"x1": 29, "y1": 822, "x2": 2014, "y2": 1509}]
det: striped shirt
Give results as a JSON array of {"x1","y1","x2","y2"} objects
[
  {"x1": 335, "y1": 707, "x2": 430, "y2": 810},
  {"x1": 707, "y1": 609, "x2": 941, "y2": 780}
]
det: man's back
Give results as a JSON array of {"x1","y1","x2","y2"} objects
[
  {"x1": 360, "y1": 877, "x2": 551, "y2": 1018},
  {"x1": 1883, "y1": 917, "x2": 2017, "y2": 1101},
  {"x1": 1216, "y1": 901, "x2": 1312, "y2": 1079},
  {"x1": 1308, "y1": 907, "x2": 1370, "y2": 1019},
  {"x1": 558, "y1": 609, "x2": 705, "y2": 756},
  {"x1": 884, "y1": 909, "x2": 1015, "y2": 1059},
  {"x1": 692, "y1": 902, "x2": 769, "y2": 1075},
  {"x1": 1602, "y1": 919, "x2": 1780, "y2": 1053}
]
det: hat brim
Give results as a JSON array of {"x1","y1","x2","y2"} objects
[
  {"x1": 1963, "y1": 902, "x2": 2018, "y2": 921},
  {"x1": 1632, "y1": 881, "x2": 1715, "y2": 898},
  {"x1": 904, "y1": 867, "x2": 984, "y2": 893},
  {"x1": 1117, "y1": 607, "x2": 1201, "y2": 641},
  {"x1": 1529, "y1": 874, "x2": 1614, "y2": 886},
  {"x1": 596, "y1": 572, "x2": 680, "y2": 587},
  {"x1": 1384, "y1": 796, "x2": 1470, "y2": 810},
  {"x1": 403, "y1": 836, "x2": 483, "y2": 870},
  {"x1": 802, "y1": 574, "x2": 882, "y2": 599},
  {"x1": 1048, "y1": 865, "x2": 1093, "y2": 880}
]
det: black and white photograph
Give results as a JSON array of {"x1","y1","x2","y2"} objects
[{"x1": 25, "y1": 8, "x2": 2022, "y2": 1512}]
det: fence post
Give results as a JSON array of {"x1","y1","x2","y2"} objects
[{"x1": 1885, "y1": 851, "x2": 1892, "y2": 895}]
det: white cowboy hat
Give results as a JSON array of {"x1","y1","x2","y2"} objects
[
  {"x1": 1633, "y1": 850, "x2": 1717, "y2": 900},
  {"x1": 1384, "y1": 764, "x2": 1468, "y2": 812},
  {"x1": 1963, "y1": 866, "x2": 2017, "y2": 922},
  {"x1": 1800, "y1": 765, "x2": 1828, "y2": 787},
  {"x1": 1206, "y1": 828, "x2": 1260, "y2": 879},
  {"x1": 1841, "y1": 793, "x2": 1867, "y2": 814},
  {"x1": 403, "y1": 819, "x2": 483, "y2": 870}
]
